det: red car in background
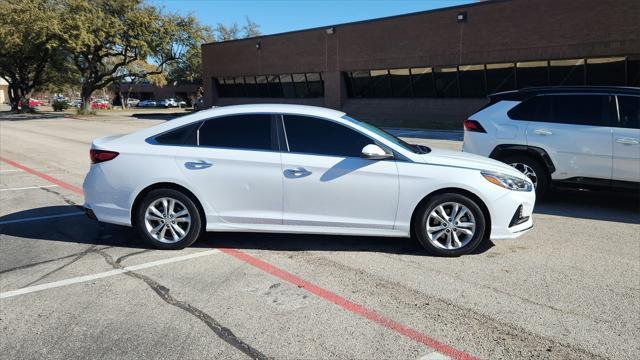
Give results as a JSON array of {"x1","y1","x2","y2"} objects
[
  {"x1": 91, "y1": 99, "x2": 111, "y2": 110},
  {"x1": 17, "y1": 99, "x2": 43, "y2": 108}
]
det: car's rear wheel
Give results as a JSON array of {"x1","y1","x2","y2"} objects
[
  {"x1": 413, "y1": 193, "x2": 486, "y2": 257},
  {"x1": 502, "y1": 154, "x2": 549, "y2": 197},
  {"x1": 135, "y1": 189, "x2": 203, "y2": 250}
]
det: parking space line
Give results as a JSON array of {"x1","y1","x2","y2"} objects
[
  {"x1": 0, "y1": 250, "x2": 219, "y2": 299},
  {"x1": 0, "y1": 185, "x2": 58, "y2": 192},
  {"x1": 0, "y1": 157, "x2": 84, "y2": 194},
  {"x1": 0, "y1": 169, "x2": 21, "y2": 173},
  {"x1": 0, "y1": 212, "x2": 84, "y2": 225},
  {"x1": 0, "y1": 156, "x2": 477, "y2": 360},
  {"x1": 219, "y1": 248, "x2": 477, "y2": 360}
]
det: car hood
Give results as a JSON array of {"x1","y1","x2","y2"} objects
[{"x1": 420, "y1": 148, "x2": 525, "y2": 178}]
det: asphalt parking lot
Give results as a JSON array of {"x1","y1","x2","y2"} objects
[{"x1": 1, "y1": 112, "x2": 639, "y2": 360}]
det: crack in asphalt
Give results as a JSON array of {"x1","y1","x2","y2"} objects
[
  {"x1": 115, "y1": 249, "x2": 153, "y2": 265},
  {"x1": 20, "y1": 245, "x2": 98, "y2": 288},
  {"x1": 0, "y1": 250, "x2": 91, "y2": 274},
  {"x1": 95, "y1": 249, "x2": 271, "y2": 360},
  {"x1": 40, "y1": 186, "x2": 78, "y2": 206}
]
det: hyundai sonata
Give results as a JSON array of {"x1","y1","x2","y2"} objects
[{"x1": 83, "y1": 104, "x2": 535, "y2": 256}]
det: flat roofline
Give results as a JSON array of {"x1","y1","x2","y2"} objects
[{"x1": 202, "y1": 0, "x2": 510, "y2": 47}]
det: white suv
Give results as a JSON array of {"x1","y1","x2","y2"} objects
[{"x1": 463, "y1": 87, "x2": 640, "y2": 196}]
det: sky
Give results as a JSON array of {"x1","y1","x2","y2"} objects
[{"x1": 151, "y1": 0, "x2": 475, "y2": 36}]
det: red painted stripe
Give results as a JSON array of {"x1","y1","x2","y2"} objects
[
  {"x1": 219, "y1": 248, "x2": 478, "y2": 360},
  {"x1": 0, "y1": 156, "x2": 476, "y2": 359},
  {"x1": 0, "y1": 157, "x2": 84, "y2": 195}
]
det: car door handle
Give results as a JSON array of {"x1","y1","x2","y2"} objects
[
  {"x1": 616, "y1": 137, "x2": 640, "y2": 145},
  {"x1": 284, "y1": 167, "x2": 312, "y2": 177},
  {"x1": 533, "y1": 128, "x2": 553, "y2": 136},
  {"x1": 184, "y1": 160, "x2": 212, "y2": 170}
]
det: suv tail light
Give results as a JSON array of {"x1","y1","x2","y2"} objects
[
  {"x1": 463, "y1": 119, "x2": 486, "y2": 133},
  {"x1": 90, "y1": 149, "x2": 119, "y2": 164}
]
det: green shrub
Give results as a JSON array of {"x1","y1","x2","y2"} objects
[
  {"x1": 76, "y1": 108, "x2": 97, "y2": 115},
  {"x1": 52, "y1": 99, "x2": 70, "y2": 111}
]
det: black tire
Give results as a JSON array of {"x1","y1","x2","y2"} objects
[
  {"x1": 413, "y1": 193, "x2": 486, "y2": 257},
  {"x1": 135, "y1": 188, "x2": 203, "y2": 250},
  {"x1": 501, "y1": 154, "x2": 549, "y2": 198}
]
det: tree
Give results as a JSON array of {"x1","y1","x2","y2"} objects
[
  {"x1": 242, "y1": 16, "x2": 261, "y2": 38},
  {"x1": 0, "y1": 0, "x2": 63, "y2": 111},
  {"x1": 113, "y1": 60, "x2": 167, "y2": 109},
  {"x1": 215, "y1": 17, "x2": 261, "y2": 41},
  {"x1": 61, "y1": 0, "x2": 206, "y2": 112}
]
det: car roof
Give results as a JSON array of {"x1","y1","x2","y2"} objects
[
  {"x1": 196, "y1": 104, "x2": 347, "y2": 118},
  {"x1": 489, "y1": 86, "x2": 640, "y2": 101}
]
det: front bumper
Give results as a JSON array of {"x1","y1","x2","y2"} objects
[{"x1": 488, "y1": 190, "x2": 535, "y2": 240}]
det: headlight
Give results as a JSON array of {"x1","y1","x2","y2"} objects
[{"x1": 481, "y1": 171, "x2": 533, "y2": 192}]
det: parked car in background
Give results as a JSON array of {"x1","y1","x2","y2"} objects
[
  {"x1": 69, "y1": 99, "x2": 82, "y2": 108},
  {"x1": 159, "y1": 98, "x2": 178, "y2": 108},
  {"x1": 138, "y1": 99, "x2": 158, "y2": 108},
  {"x1": 177, "y1": 100, "x2": 187, "y2": 107},
  {"x1": 83, "y1": 104, "x2": 535, "y2": 256},
  {"x1": 90, "y1": 99, "x2": 111, "y2": 110},
  {"x1": 463, "y1": 86, "x2": 640, "y2": 196},
  {"x1": 126, "y1": 98, "x2": 140, "y2": 107},
  {"x1": 17, "y1": 99, "x2": 43, "y2": 108}
]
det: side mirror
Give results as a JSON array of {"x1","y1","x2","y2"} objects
[{"x1": 361, "y1": 144, "x2": 393, "y2": 160}]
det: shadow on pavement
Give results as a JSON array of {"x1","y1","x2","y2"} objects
[
  {"x1": 0, "y1": 205, "x2": 493, "y2": 256},
  {"x1": 0, "y1": 111, "x2": 65, "y2": 121},
  {"x1": 535, "y1": 189, "x2": 640, "y2": 224}
]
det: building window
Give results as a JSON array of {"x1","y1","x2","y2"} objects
[
  {"x1": 389, "y1": 68, "x2": 412, "y2": 97},
  {"x1": 517, "y1": 61, "x2": 549, "y2": 88},
  {"x1": 370, "y1": 69, "x2": 392, "y2": 97},
  {"x1": 549, "y1": 59, "x2": 585, "y2": 86},
  {"x1": 628, "y1": 57, "x2": 640, "y2": 87},
  {"x1": 411, "y1": 67, "x2": 435, "y2": 97},
  {"x1": 458, "y1": 64, "x2": 486, "y2": 97},
  {"x1": 434, "y1": 66, "x2": 459, "y2": 97},
  {"x1": 587, "y1": 57, "x2": 626, "y2": 86},
  {"x1": 486, "y1": 63, "x2": 515, "y2": 94},
  {"x1": 214, "y1": 73, "x2": 324, "y2": 98},
  {"x1": 348, "y1": 71, "x2": 373, "y2": 97}
]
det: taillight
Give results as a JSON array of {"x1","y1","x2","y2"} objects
[
  {"x1": 90, "y1": 149, "x2": 119, "y2": 164},
  {"x1": 463, "y1": 119, "x2": 486, "y2": 133}
]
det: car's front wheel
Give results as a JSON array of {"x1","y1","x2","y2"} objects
[
  {"x1": 413, "y1": 193, "x2": 486, "y2": 256},
  {"x1": 135, "y1": 189, "x2": 203, "y2": 249}
]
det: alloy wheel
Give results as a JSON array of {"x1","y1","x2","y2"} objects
[
  {"x1": 509, "y1": 162, "x2": 538, "y2": 189},
  {"x1": 144, "y1": 197, "x2": 191, "y2": 243},
  {"x1": 426, "y1": 202, "x2": 476, "y2": 250}
]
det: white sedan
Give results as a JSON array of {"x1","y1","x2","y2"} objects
[{"x1": 83, "y1": 104, "x2": 535, "y2": 256}]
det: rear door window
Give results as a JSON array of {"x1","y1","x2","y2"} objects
[
  {"x1": 616, "y1": 96, "x2": 640, "y2": 129},
  {"x1": 154, "y1": 122, "x2": 200, "y2": 145},
  {"x1": 283, "y1": 115, "x2": 372, "y2": 157},
  {"x1": 198, "y1": 114, "x2": 275, "y2": 151}
]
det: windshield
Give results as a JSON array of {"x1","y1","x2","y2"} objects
[{"x1": 341, "y1": 115, "x2": 430, "y2": 154}]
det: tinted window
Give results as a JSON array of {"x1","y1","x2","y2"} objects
[
  {"x1": 389, "y1": 68, "x2": 412, "y2": 97},
  {"x1": 370, "y1": 69, "x2": 392, "y2": 97},
  {"x1": 199, "y1": 114, "x2": 273, "y2": 150},
  {"x1": 458, "y1": 64, "x2": 486, "y2": 97},
  {"x1": 508, "y1": 96, "x2": 551, "y2": 121},
  {"x1": 267, "y1": 75, "x2": 283, "y2": 97},
  {"x1": 306, "y1": 73, "x2": 324, "y2": 97},
  {"x1": 434, "y1": 67, "x2": 458, "y2": 97},
  {"x1": 627, "y1": 58, "x2": 640, "y2": 87},
  {"x1": 155, "y1": 122, "x2": 200, "y2": 145},
  {"x1": 587, "y1": 57, "x2": 626, "y2": 86},
  {"x1": 411, "y1": 67, "x2": 435, "y2": 97},
  {"x1": 280, "y1": 74, "x2": 296, "y2": 98},
  {"x1": 549, "y1": 59, "x2": 585, "y2": 86},
  {"x1": 283, "y1": 115, "x2": 372, "y2": 157},
  {"x1": 486, "y1": 63, "x2": 516, "y2": 94},
  {"x1": 550, "y1": 95, "x2": 610, "y2": 126},
  {"x1": 349, "y1": 71, "x2": 373, "y2": 97},
  {"x1": 243, "y1": 76, "x2": 258, "y2": 97},
  {"x1": 617, "y1": 96, "x2": 640, "y2": 129},
  {"x1": 516, "y1": 61, "x2": 548, "y2": 88}
]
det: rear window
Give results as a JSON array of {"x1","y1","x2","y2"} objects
[
  {"x1": 154, "y1": 122, "x2": 200, "y2": 145},
  {"x1": 508, "y1": 94, "x2": 611, "y2": 126},
  {"x1": 198, "y1": 114, "x2": 274, "y2": 151}
]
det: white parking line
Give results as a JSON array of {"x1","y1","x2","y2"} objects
[
  {"x1": 0, "y1": 250, "x2": 220, "y2": 299},
  {"x1": 0, "y1": 169, "x2": 21, "y2": 173},
  {"x1": 0, "y1": 212, "x2": 84, "y2": 225},
  {"x1": 0, "y1": 184, "x2": 58, "y2": 192}
]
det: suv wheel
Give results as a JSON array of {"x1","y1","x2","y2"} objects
[
  {"x1": 413, "y1": 193, "x2": 486, "y2": 257},
  {"x1": 502, "y1": 154, "x2": 549, "y2": 197},
  {"x1": 135, "y1": 189, "x2": 203, "y2": 250}
]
